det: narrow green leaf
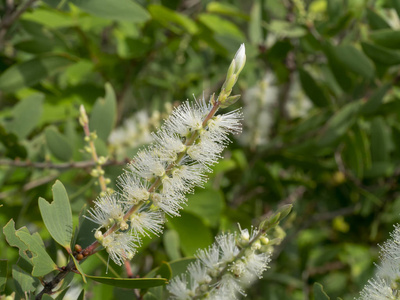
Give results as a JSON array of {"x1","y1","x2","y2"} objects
[
  {"x1": 22, "y1": 8, "x2": 76, "y2": 28},
  {"x1": 198, "y1": 13, "x2": 245, "y2": 39},
  {"x1": 0, "y1": 55, "x2": 74, "y2": 93},
  {"x1": 317, "y1": 101, "x2": 361, "y2": 146},
  {"x1": 77, "y1": 289, "x2": 85, "y2": 300},
  {"x1": 39, "y1": 180, "x2": 73, "y2": 251},
  {"x1": 155, "y1": 262, "x2": 172, "y2": 280},
  {"x1": 86, "y1": 275, "x2": 167, "y2": 289},
  {"x1": 298, "y1": 68, "x2": 330, "y2": 107},
  {"x1": 70, "y1": 254, "x2": 87, "y2": 284},
  {"x1": 323, "y1": 43, "x2": 353, "y2": 91},
  {"x1": 248, "y1": 1, "x2": 262, "y2": 44},
  {"x1": 313, "y1": 282, "x2": 330, "y2": 300},
  {"x1": 149, "y1": 5, "x2": 198, "y2": 34},
  {"x1": 70, "y1": 0, "x2": 150, "y2": 22},
  {"x1": 90, "y1": 83, "x2": 117, "y2": 141},
  {"x1": 167, "y1": 211, "x2": 213, "y2": 256},
  {"x1": 370, "y1": 29, "x2": 400, "y2": 49},
  {"x1": 206, "y1": 2, "x2": 248, "y2": 19},
  {"x1": 45, "y1": 126, "x2": 73, "y2": 161},
  {"x1": 370, "y1": 117, "x2": 390, "y2": 162},
  {"x1": 12, "y1": 265, "x2": 39, "y2": 295},
  {"x1": 361, "y1": 84, "x2": 391, "y2": 115},
  {"x1": 361, "y1": 42, "x2": 400, "y2": 65},
  {"x1": 163, "y1": 230, "x2": 181, "y2": 261},
  {"x1": 7, "y1": 93, "x2": 44, "y2": 139},
  {"x1": 334, "y1": 45, "x2": 375, "y2": 79},
  {"x1": 0, "y1": 260, "x2": 7, "y2": 292}
]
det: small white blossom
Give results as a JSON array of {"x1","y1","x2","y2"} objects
[
  {"x1": 102, "y1": 232, "x2": 137, "y2": 266},
  {"x1": 85, "y1": 193, "x2": 126, "y2": 228},
  {"x1": 129, "y1": 209, "x2": 164, "y2": 237}
]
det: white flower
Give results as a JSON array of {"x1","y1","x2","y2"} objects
[
  {"x1": 85, "y1": 193, "x2": 126, "y2": 228},
  {"x1": 167, "y1": 274, "x2": 191, "y2": 300},
  {"x1": 217, "y1": 233, "x2": 239, "y2": 263},
  {"x1": 359, "y1": 277, "x2": 397, "y2": 300},
  {"x1": 129, "y1": 209, "x2": 164, "y2": 237},
  {"x1": 102, "y1": 232, "x2": 137, "y2": 266}
]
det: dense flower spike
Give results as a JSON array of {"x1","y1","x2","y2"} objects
[
  {"x1": 84, "y1": 45, "x2": 246, "y2": 266},
  {"x1": 358, "y1": 225, "x2": 400, "y2": 299},
  {"x1": 167, "y1": 226, "x2": 271, "y2": 300}
]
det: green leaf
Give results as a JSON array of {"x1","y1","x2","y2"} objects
[
  {"x1": 313, "y1": 282, "x2": 330, "y2": 300},
  {"x1": 12, "y1": 265, "x2": 39, "y2": 295},
  {"x1": 370, "y1": 117, "x2": 390, "y2": 162},
  {"x1": 0, "y1": 260, "x2": 7, "y2": 292},
  {"x1": 70, "y1": 0, "x2": 150, "y2": 22},
  {"x1": 206, "y1": 2, "x2": 248, "y2": 19},
  {"x1": 167, "y1": 211, "x2": 213, "y2": 256},
  {"x1": 360, "y1": 84, "x2": 391, "y2": 115},
  {"x1": 323, "y1": 43, "x2": 353, "y2": 91},
  {"x1": 185, "y1": 189, "x2": 225, "y2": 227},
  {"x1": 268, "y1": 20, "x2": 307, "y2": 38},
  {"x1": 334, "y1": 45, "x2": 375, "y2": 79},
  {"x1": 7, "y1": 93, "x2": 44, "y2": 139},
  {"x1": 45, "y1": 126, "x2": 73, "y2": 161},
  {"x1": 248, "y1": 1, "x2": 263, "y2": 44},
  {"x1": 198, "y1": 13, "x2": 245, "y2": 40},
  {"x1": 90, "y1": 83, "x2": 117, "y2": 141},
  {"x1": 163, "y1": 229, "x2": 181, "y2": 261},
  {"x1": 366, "y1": 8, "x2": 391, "y2": 30},
  {"x1": 86, "y1": 275, "x2": 167, "y2": 289},
  {"x1": 149, "y1": 5, "x2": 198, "y2": 34},
  {"x1": 22, "y1": 8, "x2": 76, "y2": 28},
  {"x1": 317, "y1": 101, "x2": 361, "y2": 146},
  {"x1": 370, "y1": 29, "x2": 400, "y2": 49},
  {"x1": 0, "y1": 54, "x2": 74, "y2": 93},
  {"x1": 39, "y1": 180, "x2": 73, "y2": 251},
  {"x1": 169, "y1": 257, "x2": 196, "y2": 276},
  {"x1": 3, "y1": 220, "x2": 58, "y2": 277},
  {"x1": 298, "y1": 68, "x2": 330, "y2": 107},
  {"x1": 361, "y1": 42, "x2": 400, "y2": 65},
  {"x1": 70, "y1": 254, "x2": 87, "y2": 284}
]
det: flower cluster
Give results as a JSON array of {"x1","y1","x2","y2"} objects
[
  {"x1": 358, "y1": 224, "x2": 400, "y2": 299},
  {"x1": 167, "y1": 226, "x2": 272, "y2": 300},
  {"x1": 85, "y1": 45, "x2": 246, "y2": 266}
]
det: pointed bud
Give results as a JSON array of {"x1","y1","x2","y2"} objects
[
  {"x1": 220, "y1": 94, "x2": 241, "y2": 108},
  {"x1": 275, "y1": 204, "x2": 293, "y2": 222},
  {"x1": 233, "y1": 43, "x2": 246, "y2": 75}
]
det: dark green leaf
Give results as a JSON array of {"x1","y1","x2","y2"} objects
[
  {"x1": 0, "y1": 54, "x2": 74, "y2": 93},
  {"x1": 45, "y1": 126, "x2": 73, "y2": 161},
  {"x1": 366, "y1": 8, "x2": 391, "y2": 30},
  {"x1": 360, "y1": 84, "x2": 391, "y2": 115},
  {"x1": 334, "y1": 45, "x2": 375, "y2": 79},
  {"x1": 70, "y1": 0, "x2": 150, "y2": 22},
  {"x1": 86, "y1": 274, "x2": 167, "y2": 289},
  {"x1": 90, "y1": 83, "x2": 117, "y2": 141},
  {"x1": 7, "y1": 93, "x2": 44, "y2": 139},
  {"x1": 361, "y1": 42, "x2": 400, "y2": 65},
  {"x1": 370, "y1": 29, "x2": 400, "y2": 49},
  {"x1": 167, "y1": 211, "x2": 213, "y2": 256},
  {"x1": 298, "y1": 69, "x2": 330, "y2": 107},
  {"x1": 70, "y1": 254, "x2": 87, "y2": 283},
  {"x1": 39, "y1": 180, "x2": 73, "y2": 251},
  {"x1": 185, "y1": 189, "x2": 225, "y2": 227},
  {"x1": 370, "y1": 117, "x2": 390, "y2": 162}
]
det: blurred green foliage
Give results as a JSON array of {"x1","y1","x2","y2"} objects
[{"x1": 1, "y1": 0, "x2": 400, "y2": 299}]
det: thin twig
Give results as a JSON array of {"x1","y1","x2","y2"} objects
[{"x1": 0, "y1": 158, "x2": 127, "y2": 170}]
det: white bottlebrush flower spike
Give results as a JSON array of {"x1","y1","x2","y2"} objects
[
  {"x1": 167, "y1": 225, "x2": 271, "y2": 300},
  {"x1": 358, "y1": 224, "x2": 400, "y2": 299},
  {"x1": 84, "y1": 45, "x2": 246, "y2": 266}
]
